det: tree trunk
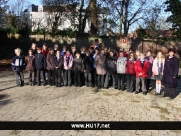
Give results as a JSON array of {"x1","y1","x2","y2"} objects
[
  {"x1": 89, "y1": 0, "x2": 97, "y2": 35},
  {"x1": 120, "y1": 0, "x2": 125, "y2": 35},
  {"x1": 82, "y1": 8, "x2": 89, "y2": 33},
  {"x1": 123, "y1": 0, "x2": 129, "y2": 37},
  {"x1": 78, "y1": 0, "x2": 85, "y2": 33}
]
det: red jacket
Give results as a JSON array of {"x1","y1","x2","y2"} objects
[
  {"x1": 126, "y1": 60, "x2": 136, "y2": 74},
  {"x1": 135, "y1": 60, "x2": 149, "y2": 78},
  {"x1": 42, "y1": 49, "x2": 49, "y2": 57}
]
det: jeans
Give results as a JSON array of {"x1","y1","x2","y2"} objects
[
  {"x1": 15, "y1": 71, "x2": 24, "y2": 85},
  {"x1": 55, "y1": 69, "x2": 61, "y2": 86},
  {"x1": 74, "y1": 71, "x2": 81, "y2": 86},
  {"x1": 28, "y1": 70, "x2": 35, "y2": 85},
  {"x1": 97, "y1": 75, "x2": 105, "y2": 88},
  {"x1": 47, "y1": 70, "x2": 55, "y2": 85},
  {"x1": 84, "y1": 72, "x2": 92, "y2": 86},
  {"x1": 104, "y1": 72, "x2": 117, "y2": 88},
  {"x1": 64, "y1": 70, "x2": 71, "y2": 86},
  {"x1": 126, "y1": 74, "x2": 135, "y2": 92},
  {"x1": 37, "y1": 69, "x2": 46, "y2": 85},
  {"x1": 117, "y1": 74, "x2": 126, "y2": 90}
]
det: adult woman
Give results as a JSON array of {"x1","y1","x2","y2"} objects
[
  {"x1": 95, "y1": 49, "x2": 107, "y2": 89},
  {"x1": 126, "y1": 52, "x2": 136, "y2": 92},
  {"x1": 162, "y1": 48, "x2": 179, "y2": 99},
  {"x1": 152, "y1": 51, "x2": 165, "y2": 95}
]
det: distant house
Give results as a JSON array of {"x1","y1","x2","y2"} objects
[{"x1": 21, "y1": 4, "x2": 107, "y2": 35}]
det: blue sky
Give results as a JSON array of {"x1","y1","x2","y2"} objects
[{"x1": 28, "y1": 0, "x2": 41, "y2": 5}]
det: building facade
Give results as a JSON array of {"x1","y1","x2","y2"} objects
[{"x1": 21, "y1": 4, "x2": 107, "y2": 35}]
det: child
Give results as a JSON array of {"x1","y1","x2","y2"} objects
[
  {"x1": 80, "y1": 46, "x2": 86, "y2": 59},
  {"x1": 92, "y1": 48, "x2": 99, "y2": 86},
  {"x1": 25, "y1": 49, "x2": 35, "y2": 86},
  {"x1": 46, "y1": 48, "x2": 56, "y2": 86},
  {"x1": 83, "y1": 51, "x2": 93, "y2": 87},
  {"x1": 61, "y1": 46, "x2": 67, "y2": 56},
  {"x1": 73, "y1": 52, "x2": 83, "y2": 87},
  {"x1": 12, "y1": 48, "x2": 25, "y2": 87},
  {"x1": 104, "y1": 50, "x2": 117, "y2": 89},
  {"x1": 54, "y1": 50, "x2": 63, "y2": 87},
  {"x1": 71, "y1": 45, "x2": 77, "y2": 58},
  {"x1": 42, "y1": 43, "x2": 49, "y2": 58},
  {"x1": 63, "y1": 50, "x2": 73, "y2": 86},
  {"x1": 54, "y1": 44, "x2": 59, "y2": 54},
  {"x1": 135, "y1": 53, "x2": 149, "y2": 95},
  {"x1": 152, "y1": 51, "x2": 165, "y2": 95},
  {"x1": 31, "y1": 43, "x2": 37, "y2": 55},
  {"x1": 145, "y1": 50, "x2": 155, "y2": 91},
  {"x1": 117, "y1": 51, "x2": 127, "y2": 91},
  {"x1": 35, "y1": 47, "x2": 46, "y2": 86},
  {"x1": 126, "y1": 52, "x2": 136, "y2": 92}
]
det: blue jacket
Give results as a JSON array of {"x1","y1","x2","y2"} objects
[{"x1": 12, "y1": 55, "x2": 25, "y2": 71}]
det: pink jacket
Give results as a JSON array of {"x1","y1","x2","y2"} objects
[
  {"x1": 63, "y1": 54, "x2": 73, "y2": 70},
  {"x1": 152, "y1": 58, "x2": 165, "y2": 75}
]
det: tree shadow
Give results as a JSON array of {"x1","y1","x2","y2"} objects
[
  {"x1": 0, "y1": 86, "x2": 18, "y2": 92},
  {"x1": 0, "y1": 93, "x2": 12, "y2": 107}
]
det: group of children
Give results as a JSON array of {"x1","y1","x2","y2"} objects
[{"x1": 12, "y1": 42, "x2": 180, "y2": 99}]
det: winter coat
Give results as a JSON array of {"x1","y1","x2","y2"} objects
[
  {"x1": 152, "y1": 58, "x2": 165, "y2": 75},
  {"x1": 46, "y1": 54, "x2": 56, "y2": 70},
  {"x1": 35, "y1": 53, "x2": 46, "y2": 70},
  {"x1": 12, "y1": 55, "x2": 25, "y2": 71},
  {"x1": 162, "y1": 56, "x2": 179, "y2": 88},
  {"x1": 81, "y1": 52, "x2": 86, "y2": 59},
  {"x1": 135, "y1": 60, "x2": 149, "y2": 78},
  {"x1": 25, "y1": 55, "x2": 35, "y2": 71},
  {"x1": 106, "y1": 56, "x2": 117, "y2": 74},
  {"x1": 83, "y1": 56, "x2": 93, "y2": 73},
  {"x1": 126, "y1": 59, "x2": 136, "y2": 75},
  {"x1": 63, "y1": 54, "x2": 73, "y2": 70},
  {"x1": 117, "y1": 57, "x2": 127, "y2": 74},
  {"x1": 54, "y1": 55, "x2": 63, "y2": 69},
  {"x1": 71, "y1": 51, "x2": 77, "y2": 58},
  {"x1": 95, "y1": 54, "x2": 107, "y2": 75},
  {"x1": 31, "y1": 49, "x2": 37, "y2": 55},
  {"x1": 145, "y1": 56, "x2": 154, "y2": 79},
  {"x1": 73, "y1": 57, "x2": 83, "y2": 72}
]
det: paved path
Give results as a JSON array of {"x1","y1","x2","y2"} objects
[{"x1": 0, "y1": 71, "x2": 181, "y2": 136}]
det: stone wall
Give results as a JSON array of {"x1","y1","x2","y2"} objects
[{"x1": 0, "y1": 34, "x2": 181, "y2": 58}]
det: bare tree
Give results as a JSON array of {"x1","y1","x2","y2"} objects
[
  {"x1": 89, "y1": 0, "x2": 97, "y2": 35},
  {"x1": 8, "y1": 0, "x2": 28, "y2": 28},
  {"x1": 101, "y1": 0, "x2": 148, "y2": 37},
  {"x1": 0, "y1": 0, "x2": 9, "y2": 27}
]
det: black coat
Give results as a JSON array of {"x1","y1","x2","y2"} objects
[
  {"x1": 73, "y1": 57, "x2": 83, "y2": 72},
  {"x1": 35, "y1": 53, "x2": 46, "y2": 70},
  {"x1": 162, "y1": 56, "x2": 179, "y2": 88},
  {"x1": 106, "y1": 56, "x2": 117, "y2": 74},
  {"x1": 80, "y1": 53, "x2": 86, "y2": 59},
  {"x1": 71, "y1": 51, "x2": 77, "y2": 58},
  {"x1": 83, "y1": 56, "x2": 93, "y2": 73}
]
